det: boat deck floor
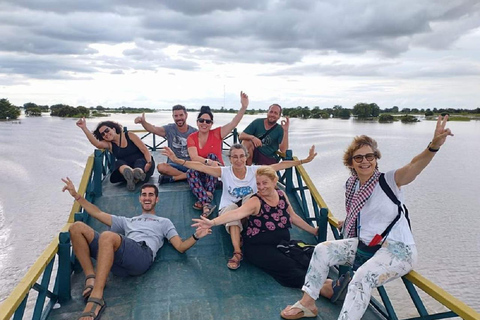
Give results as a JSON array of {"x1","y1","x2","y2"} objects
[{"x1": 49, "y1": 153, "x2": 383, "y2": 320}]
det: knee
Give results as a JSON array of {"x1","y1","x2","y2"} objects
[
  {"x1": 157, "y1": 163, "x2": 169, "y2": 173},
  {"x1": 313, "y1": 242, "x2": 329, "y2": 256},
  {"x1": 98, "y1": 231, "x2": 119, "y2": 245},
  {"x1": 69, "y1": 221, "x2": 88, "y2": 235},
  {"x1": 242, "y1": 140, "x2": 254, "y2": 151}
]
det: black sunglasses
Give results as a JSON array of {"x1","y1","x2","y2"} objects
[
  {"x1": 352, "y1": 153, "x2": 376, "y2": 163},
  {"x1": 197, "y1": 118, "x2": 213, "y2": 124},
  {"x1": 100, "y1": 127, "x2": 111, "y2": 137}
]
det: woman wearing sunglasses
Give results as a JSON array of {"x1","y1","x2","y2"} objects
[
  {"x1": 280, "y1": 116, "x2": 453, "y2": 320},
  {"x1": 76, "y1": 118, "x2": 155, "y2": 191},
  {"x1": 186, "y1": 91, "x2": 249, "y2": 218}
]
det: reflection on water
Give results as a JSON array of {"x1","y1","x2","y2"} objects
[{"x1": 0, "y1": 113, "x2": 479, "y2": 313}]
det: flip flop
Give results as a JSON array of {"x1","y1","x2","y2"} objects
[
  {"x1": 82, "y1": 274, "x2": 95, "y2": 302},
  {"x1": 330, "y1": 271, "x2": 352, "y2": 303},
  {"x1": 280, "y1": 301, "x2": 318, "y2": 319},
  {"x1": 201, "y1": 204, "x2": 216, "y2": 218},
  {"x1": 79, "y1": 297, "x2": 106, "y2": 320}
]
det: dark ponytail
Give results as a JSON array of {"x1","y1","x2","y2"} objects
[{"x1": 197, "y1": 106, "x2": 213, "y2": 121}]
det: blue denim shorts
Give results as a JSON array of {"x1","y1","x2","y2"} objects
[{"x1": 89, "y1": 232, "x2": 154, "y2": 277}]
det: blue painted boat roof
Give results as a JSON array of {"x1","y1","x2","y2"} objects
[{"x1": 48, "y1": 152, "x2": 384, "y2": 320}]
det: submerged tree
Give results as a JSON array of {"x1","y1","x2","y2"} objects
[
  {"x1": 353, "y1": 103, "x2": 380, "y2": 118},
  {"x1": 0, "y1": 98, "x2": 21, "y2": 120}
]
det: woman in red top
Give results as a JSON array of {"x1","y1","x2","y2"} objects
[{"x1": 187, "y1": 91, "x2": 249, "y2": 217}]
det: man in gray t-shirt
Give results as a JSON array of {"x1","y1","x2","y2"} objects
[
  {"x1": 62, "y1": 179, "x2": 210, "y2": 319},
  {"x1": 135, "y1": 105, "x2": 197, "y2": 184}
]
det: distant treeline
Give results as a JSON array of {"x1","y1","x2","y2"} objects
[
  {"x1": 1, "y1": 98, "x2": 479, "y2": 121},
  {"x1": 281, "y1": 103, "x2": 480, "y2": 120},
  {"x1": 186, "y1": 106, "x2": 263, "y2": 115}
]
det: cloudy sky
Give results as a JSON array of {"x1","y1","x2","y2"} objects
[{"x1": 1, "y1": 0, "x2": 480, "y2": 110}]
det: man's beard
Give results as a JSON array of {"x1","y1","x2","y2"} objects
[{"x1": 267, "y1": 118, "x2": 277, "y2": 126}]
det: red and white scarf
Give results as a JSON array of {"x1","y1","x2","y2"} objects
[{"x1": 343, "y1": 170, "x2": 381, "y2": 238}]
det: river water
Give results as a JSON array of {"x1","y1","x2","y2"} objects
[{"x1": 0, "y1": 112, "x2": 479, "y2": 316}]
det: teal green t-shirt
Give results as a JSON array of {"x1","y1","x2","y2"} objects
[{"x1": 242, "y1": 118, "x2": 284, "y2": 157}]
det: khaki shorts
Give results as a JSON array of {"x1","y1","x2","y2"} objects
[{"x1": 219, "y1": 194, "x2": 253, "y2": 233}]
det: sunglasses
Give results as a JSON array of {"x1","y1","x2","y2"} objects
[
  {"x1": 197, "y1": 118, "x2": 213, "y2": 124},
  {"x1": 100, "y1": 127, "x2": 111, "y2": 137},
  {"x1": 352, "y1": 153, "x2": 376, "y2": 163}
]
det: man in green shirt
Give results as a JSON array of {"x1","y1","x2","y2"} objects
[{"x1": 240, "y1": 104, "x2": 289, "y2": 165}]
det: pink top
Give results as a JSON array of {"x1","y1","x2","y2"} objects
[{"x1": 187, "y1": 126, "x2": 224, "y2": 165}]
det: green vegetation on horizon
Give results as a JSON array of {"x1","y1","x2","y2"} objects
[{"x1": 1, "y1": 98, "x2": 479, "y2": 121}]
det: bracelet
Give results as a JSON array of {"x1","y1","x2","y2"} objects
[
  {"x1": 192, "y1": 233, "x2": 199, "y2": 241},
  {"x1": 427, "y1": 142, "x2": 439, "y2": 153},
  {"x1": 182, "y1": 159, "x2": 187, "y2": 166},
  {"x1": 300, "y1": 159, "x2": 303, "y2": 165},
  {"x1": 74, "y1": 194, "x2": 82, "y2": 201},
  {"x1": 212, "y1": 219, "x2": 217, "y2": 226}
]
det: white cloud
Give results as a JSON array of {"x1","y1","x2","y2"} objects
[{"x1": 0, "y1": 0, "x2": 479, "y2": 109}]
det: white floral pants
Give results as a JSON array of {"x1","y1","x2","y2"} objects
[{"x1": 302, "y1": 238, "x2": 417, "y2": 320}]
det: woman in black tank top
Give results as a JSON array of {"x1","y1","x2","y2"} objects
[{"x1": 76, "y1": 118, "x2": 155, "y2": 191}]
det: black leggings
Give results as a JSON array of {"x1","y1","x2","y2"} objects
[{"x1": 243, "y1": 229, "x2": 308, "y2": 288}]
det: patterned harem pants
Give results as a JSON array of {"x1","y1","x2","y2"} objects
[
  {"x1": 186, "y1": 153, "x2": 221, "y2": 205},
  {"x1": 302, "y1": 238, "x2": 417, "y2": 320}
]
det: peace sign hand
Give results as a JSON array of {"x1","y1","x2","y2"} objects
[{"x1": 431, "y1": 115, "x2": 454, "y2": 149}]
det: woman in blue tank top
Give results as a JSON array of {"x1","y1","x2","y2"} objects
[{"x1": 76, "y1": 118, "x2": 155, "y2": 191}]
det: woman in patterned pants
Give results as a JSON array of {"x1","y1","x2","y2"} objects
[{"x1": 281, "y1": 116, "x2": 453, "y2": 320}]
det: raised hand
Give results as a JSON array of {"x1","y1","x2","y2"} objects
[
  {"x1": 302, "y1": 145, "x2": 317, "y2": 164},
  {"x1": 61, "y1": 177, "x2": 77, "y2": 198},
  {"x1": 240, "y1": 91, "x2": 249, "y2": 109},
  {"x1": 192, "y1": 216, "x2": 215, "y2": 230},
  {"x1": 281, "y1": 116, "x2": 290, "y2": 131},
  {"x1": 161, "y1": 146, "x2": 178, "y2": 162},
  {"x1": 76, "y1": 117, "x2": 87, "y2": 129},
  {"x1": 195, "y1": 227, "x2": 212, "y2": 239},
  {"x1": 134, "y1": 113, "x2": 145, "y2": 124},
  {"x1": 431, "y1": 115, "x2": 454, "y2": 149}
]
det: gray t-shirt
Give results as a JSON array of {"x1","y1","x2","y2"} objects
[
  {"x1": 162, "y1": 123, "x2": 197, "y2": 162},
  {"x1": 110, "y1": 214, "x2": 178, "y2": 260}
]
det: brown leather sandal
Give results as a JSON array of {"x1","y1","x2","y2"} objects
[{"x1": 227, "y1": 252, "x2": 243, "y2": 270}]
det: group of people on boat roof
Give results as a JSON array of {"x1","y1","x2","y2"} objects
[{"x1": 66, "y1": 91, "x2": 453, "y2": 320}]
